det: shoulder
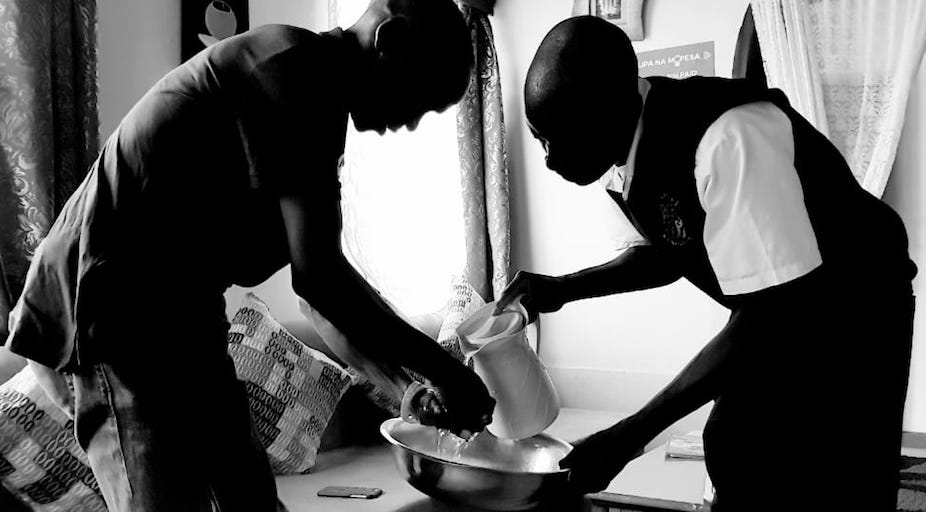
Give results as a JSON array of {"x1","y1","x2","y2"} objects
[
  {"x1": 238, "y1": 24, "x2": 321, "y2": 55},
  {"x1": 208, "y1": 24, "x2": 333, "y2": 79},
  {"x1": 210, "y1": 25, "x2": 347, "y2": 110},
  {"x1": 695, "y1": 101, "x2": 798, "y2": 195},
  {"x1": 701, "y1": 101, "x2": 791, "y2": 150}
]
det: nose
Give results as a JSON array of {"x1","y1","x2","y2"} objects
[{"x1": 543, "y1": 144, "x2": 561, "y2": 171}]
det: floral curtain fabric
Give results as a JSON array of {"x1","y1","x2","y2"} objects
[
  {"x1": 456, "y1": 2, "x2": 510, "y2": 303},
  {"x1": 0, "y1": 0, "x2": 99, "y2": 342},
  {"x1": 751, "y1": 0, "x2": 926, "y2": 197}
]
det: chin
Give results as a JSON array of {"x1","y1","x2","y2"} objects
[
  {"x1": 350, "y1": 114, "x2": 380, "y2": 134},
  {"x1": 558, "y1": 169, "x2": 608, "y2": 186}
]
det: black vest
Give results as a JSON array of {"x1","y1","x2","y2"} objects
[{"x1": 608, "y1": 77, "x2": 913, "y2": 306}]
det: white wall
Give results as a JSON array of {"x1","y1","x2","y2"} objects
[
  {"x1": 882, "y1": 57, "x2": 926, "y2": 434},
  {"x1": 97, "y1": 0, "x2": 182, "y2": 139},
  {"x1": 248, "y1": 0, "x2": 330, "y2": 33},
  {"x1": 493, "y1": 0, "x2": 748, "y2": 432}
]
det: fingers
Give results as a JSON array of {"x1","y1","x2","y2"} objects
[
  {"x1": 448, "y1": 407, "x2": 494, "y2": 438},
  {"x1": 416, "y1": 388, "x2": 494, "y2": 438},
  {"x1": 562, "y1": 454, "x2": 613, "y2": 494},
  {"x1": 566, "y1": 469, "x2": 611, "y2": 494},
  {"x1": 495, "y1": 271, "x2": 531, "y2": 314},
  {"x1": 493, "y1": 291, "x2": 519, "y2": 315}
]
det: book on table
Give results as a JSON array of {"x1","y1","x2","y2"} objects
[{"x1": 665, "y1": 432, "x2": 705, "y2": 460}]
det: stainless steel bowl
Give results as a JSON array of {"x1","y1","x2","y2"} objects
[{"x1": 380, "y1": 418, "x2": 573, "y2": 511}]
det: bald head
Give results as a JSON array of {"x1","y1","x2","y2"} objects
[
  {"x1": 523, "y1": 16, "x2": 642, "y2": 185},
  {"x1": 526, "y1": 16, "x2": 637, "y2": 129}
]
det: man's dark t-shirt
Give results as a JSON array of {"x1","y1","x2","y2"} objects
[{"x1": 7, "y1": 25, "x2": 348, "y2": 370}]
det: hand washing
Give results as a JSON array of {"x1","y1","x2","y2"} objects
[{"x1": 380, "y1": 299, "x2": 572, "y2": 510}]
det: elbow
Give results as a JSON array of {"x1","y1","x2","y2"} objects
[{"x1": 291, "y1": 260, "x2": 349, "y2": 307}]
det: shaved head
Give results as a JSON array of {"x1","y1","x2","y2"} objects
[
  {"x1": 523, "y1": 16, "x2": 642, "y2": 185},
  {"x1": 526, "y1": 16, "x2": 637, "y2": 130}
]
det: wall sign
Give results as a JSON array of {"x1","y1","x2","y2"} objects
[
  {"x1": 182, "y1": 0, "x2": 250, "y2": 62},
  {"x1": 636, "y1": 41, "x2": 715, "y2": 79}
]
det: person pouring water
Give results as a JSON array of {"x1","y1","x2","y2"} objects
[{"x1": 495, "y1": 16, "x2": 916, "y2": 511}]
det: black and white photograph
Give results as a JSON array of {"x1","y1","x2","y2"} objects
[
  {"x1": 593, "y1": 0, "x2": 623, "y2": 21},
  {"x1": 1, "y1": 0, "x2": 925, "y2": 511},
  {"x1": 587, "y1": 0, "x2": 644, "y2": 40},
  {"x1": 182, "y1": 0, "x2": 250, "y2": 62}
]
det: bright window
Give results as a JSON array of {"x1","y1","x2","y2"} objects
[{"x1": 336, "y1": 2, "x2": 466, "y2": 318}]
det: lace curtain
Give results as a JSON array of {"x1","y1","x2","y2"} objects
[
  {"x1": 0, "y1": 0, "x2": 100, "y2": 343},
  {"x1": 751, "y1": 0, "x2": 926, "y2": 197}
]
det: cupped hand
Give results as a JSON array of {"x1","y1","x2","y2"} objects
[
  {"x1": 494, "y1": 270, "x2": 566, "y2": 322},
  {"x1": 417, "y1": 367, "x2": 495, "y2": 439},
  {"x1": 559, "y1": 418, "x2": 649, "y2": 494}
]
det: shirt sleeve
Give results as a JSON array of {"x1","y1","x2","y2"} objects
[{"x1": 694, "y1": 102, "x2": 822, "y2": 296}]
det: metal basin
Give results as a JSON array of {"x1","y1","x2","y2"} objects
[{"x1": 380, "y1": 418, "x2": 573, "y2": 511}]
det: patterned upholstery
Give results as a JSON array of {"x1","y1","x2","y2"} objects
[
  {"x1": 0, "y1": 368, "x2": 106, "y2": 511},
  {"x1": 227, "y1": 293, "x2": 354, "y2": 475}
]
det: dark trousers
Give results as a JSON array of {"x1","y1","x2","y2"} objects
[
  {"x1": 704, "y1": 273, "x2": 914, "y2": 511},
  {"x1": 70, "y1": 318, "x2": 285, "y2": 512}
]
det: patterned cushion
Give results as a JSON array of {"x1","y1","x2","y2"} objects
[
  {"x1": 227, "y1": 293, "x2": 354, "y2": 475},
  {"x1": 0, "y1": 368, "x2": 106, "y2": 511},
  {"x1": 435, "y1": 275, "x2": 486, "y2": 367}
]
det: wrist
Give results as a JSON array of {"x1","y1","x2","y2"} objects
[
  {"x1": 614, "y1": 412, "x2": 651, "y2": 445},
  {"x1": 553, "y1": 274, "x2": 575, "y2": 304},
  {"x1": 400, "y1": 381, "x2": 428, "y2": 422}
]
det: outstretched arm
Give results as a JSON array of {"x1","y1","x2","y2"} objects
[
  {"x1": 559, "y1": 245, "x2": 683, "y2": 301},
  {"x1": 561, "y1": 269, "x2": 820, "y2": 493},
  {"x1": 496, "y1": 245, "x2": 683, "y2": 318}
]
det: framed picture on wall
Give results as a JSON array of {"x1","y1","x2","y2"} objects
[
  {"x1": 588, "y1": 0, "x2": 645, "y2": 40},
  {"x1": 182, "y1": 0, "x2": 250, "y2": 62}
]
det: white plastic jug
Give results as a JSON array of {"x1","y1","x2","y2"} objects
[{"x1": 456, "y1": 300, "x2": 560, "y2": 440}]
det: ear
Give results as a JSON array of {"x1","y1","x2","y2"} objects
[{"x1": 373, "y1": 15, "x2": 412, "y2": 60}]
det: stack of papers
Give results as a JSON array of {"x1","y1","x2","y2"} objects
[{"x1": 665, "y1": 433, "x2": 705, "y2": 460}]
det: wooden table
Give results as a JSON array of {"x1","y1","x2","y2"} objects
[{"x1": 276, "y1": 409, "x2": 712, "y2": 512}]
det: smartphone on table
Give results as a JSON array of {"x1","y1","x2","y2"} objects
[{"x1": 317, "y1": 486, "x2": 383, "y2": 499}]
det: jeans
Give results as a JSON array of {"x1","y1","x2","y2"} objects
[{"x1": 66, "y1": 333, "x2": 286, "y2": 512}]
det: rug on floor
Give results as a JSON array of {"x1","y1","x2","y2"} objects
[{"x1": 900, "y1": 456, "x2": 926, "y2": 512}]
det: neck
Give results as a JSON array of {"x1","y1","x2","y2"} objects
[
  {"x1": 338, "y1": 25, "x2": 376, "y2": 115},
  {"x1": 613, "y1": 78, "x2": 646, "y2": 166}
]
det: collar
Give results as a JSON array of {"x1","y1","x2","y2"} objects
[{"x1": 598, "y1": 78, "x2": 651, "y2": 197}]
